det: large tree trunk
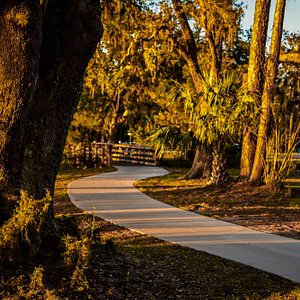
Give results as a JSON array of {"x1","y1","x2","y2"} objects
[
  {"x1": 0, "y1": 1, "x2": 42, "y2": 222},
  {"x1": 22, "y1": 0, "x2": 103, "y2": 200},
  {"x1": 250, "y1": 0, "x2": 286, "y2": 183},
  {"x1": 239, "y1": 0, "x2": 271, "y2": 181},
  {"x1": 184, "y1": 145, "x2": 211, "y2": 180},
  {"x1": 0, "y1": 1, "x2": 102, "y2": 228}
]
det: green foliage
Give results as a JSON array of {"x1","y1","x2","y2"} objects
[
  {"x1": 189, "y1": 0, "x2": 242, "y2": 47},
  {"x1": 0, "y1": 191, "x2": 51, "y2": 264},
  {"x1": 27, "y1": 266, "x2": 45, "y2": 298},
  {"x1": 147, "y1": 126, "x2": 193, "y2": 159},
  {"x1": 264, "y1": 103, "x2": 300, "y2": 190},
  {"x1": 182, "y1": 70, "x2": 243, "y2": 148},
  {"x1": 62, "y1": 235, "x2": 90, "y2": 292},
  {"x1": 2, "y1": 266, "x2": 59, "y2": 299},
  {"x1": 66, "y1": 0, "x2": 165, "y2": 146}
]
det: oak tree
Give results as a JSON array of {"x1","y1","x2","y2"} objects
[{"x1": 0, "y1": 1, "x2": 102, "y2": 224}]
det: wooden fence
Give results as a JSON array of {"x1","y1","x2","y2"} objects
[
  {"x1": 112, "y1": 143, "x2": 156, "y2": 166},
  {"x1": 65, "y1": 143, "x2": 156, "y2": 167}
]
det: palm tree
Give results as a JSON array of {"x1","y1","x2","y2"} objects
[
  {"x1": 150, "y1": 71, "x2": 244, "y2": 185},
  {"x1": 147, "y1": 126, "x2": 194, "y2": 159},
  {"x1": 187, "y1": 71, "x2": 242, "y2": 184}
]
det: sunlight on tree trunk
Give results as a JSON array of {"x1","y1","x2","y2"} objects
[
  {"x1": 250, "y1": 0, "x2": 286, "y2": 184},
  {"x1": 184, "y1": 145, "x2": 212, "y2": 180},
  {"x1": 0, "y1": 1, "x2": 42, "y2": 221},
  {"x1": 240, "y1": 0, "x2": 271, "y2": 181}
]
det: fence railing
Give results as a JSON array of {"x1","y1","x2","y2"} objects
[
  {"x1": 64, "y1": 143, "x2": 156, "y2": 167},
  {"x1": 112, "y1": 143, "x2": 156, "y2": 166}
]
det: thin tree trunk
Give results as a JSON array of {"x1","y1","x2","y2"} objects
[
  {"x1": 247, "y1": 0, "x2": 271, "y2": 96},
  {"x1": 250, "y1": 0, "x2": 286, "y2": 183},
  {"x1": 207, "y1": 33, "x2": 222, "y2": 85},
  {"x1": 0, "y1": 1, "x2": 42, "y2": 222},
  {"x1": 171, "y1": 0, "x2": 202, "y2": 93},
  {"x1": 172, "y1": 0, "x2": 211, "y2": 179},
  {"x1": 239, "y1": 127, "x2": 255, "y2": 180},
  {"x1": 239, "y1": 0, "x2": 271, "y2": 180}
]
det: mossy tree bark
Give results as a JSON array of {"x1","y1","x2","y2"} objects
[
  {"x1": 0, "y1": 0, "x2": 102, "y2": 223},
  {"x1": 22, "y1": 0, "x2": 102, "y2": 200},
  {"x1": 0, "y1": 0, "x2": 42, "y2": 221},
  {"x1": 239, "y1": 0, "x2": 271, "y2": 181},
  {"x1": 250, "y1": 0, "x2": 286, "y2": 184}
]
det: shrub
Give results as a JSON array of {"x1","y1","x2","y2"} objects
[
  {"x1": 62, "y1": 235, "x2": 91, "y2": 292},
  {"x1": 0, "y1": 191, "x2": 51, "y2": 264}
]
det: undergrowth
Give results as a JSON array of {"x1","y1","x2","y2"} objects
[
  {"x1": 0, "y1": 187, "x2": 96, "y2": 299},
  {"x1": 1, "y1": 167, "x2": 300, "y2": 299},
  {"x1": 0, "y1": 191, "x2": 51, "y2": 264}
]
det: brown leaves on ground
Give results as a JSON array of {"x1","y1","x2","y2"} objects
[
  {"x1": 2, "y1": 167, "x2": 300, "y2": 299},
  {"x1": 135, "y1": 169, "x2": 300, "y2": 240}
]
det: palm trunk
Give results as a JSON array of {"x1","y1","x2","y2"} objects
[
  {"x1": 210, "y1": 145, "x2": 229, "y2": 185},
  {"x1": 250, "y1": 0, "x2": 286, "y2": 183}
]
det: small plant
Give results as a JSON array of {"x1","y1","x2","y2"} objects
[
  {"x1": 62, "y1": 235, "x2": 91, "y2": 292},
  {"x1": 264, "y1": 109, "x2": 300, "y2": 191},
  {"x1": 0, "y1": 191, "x2": 52, "y2": 264},
  {"x1": 27, "y1": 266, "x2": 44, "y2": 297}
]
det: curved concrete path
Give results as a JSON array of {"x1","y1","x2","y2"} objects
[{"x1": 68, "y1": 166, "x2": 300, "y2": 283}]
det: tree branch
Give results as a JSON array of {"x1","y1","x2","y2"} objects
[{"x1": 279, "y1": 52, "x2": 300, "y2": 64}]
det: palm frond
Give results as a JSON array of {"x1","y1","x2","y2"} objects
[{"x1": 146, "y1": 126, "x2": 193, "y2": 159}]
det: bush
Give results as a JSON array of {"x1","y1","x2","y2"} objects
[
  {"x1": 62, "y1": 235, "x2": 91, "y2": 292},
  {"x1": 0, "y1": 191, "x2": 51, "y2": 264}
]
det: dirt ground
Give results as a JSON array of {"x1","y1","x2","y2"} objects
[
  {"x1": 193, "y1": 182, "x2": 300, "y2": 240},
  {"x1": 2, "y1": 168, "x2": 299, "y2": 299},
  {"x1": 134, "y1": 171, "x2": 300, "y2": 241}
]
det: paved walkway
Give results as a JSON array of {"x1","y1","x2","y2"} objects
[{"x1": 68, "y1": 166, "x2": 300, "y2": 283}]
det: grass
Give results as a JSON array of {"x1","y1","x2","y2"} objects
[{"x1": 1, "y1": 166, "x2": 300, "y2": 299}]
